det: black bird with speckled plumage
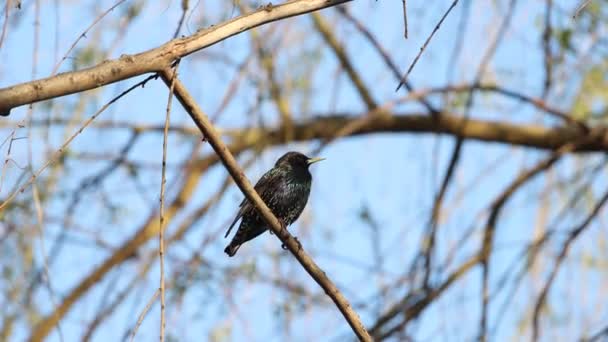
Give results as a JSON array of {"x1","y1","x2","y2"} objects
[{"x1": 224, "y1": 152, "x2": 324, "y2": 257}]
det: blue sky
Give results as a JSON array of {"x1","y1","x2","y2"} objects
[{"x1": 1, "y1": 0, "x2": 606, "y2": 341}]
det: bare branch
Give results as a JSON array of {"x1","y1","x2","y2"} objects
[
  {"x1": 395, "y1": 0, "x2": 460, "y2": 91},
  {"x1": 402, "y1": 0, "x2": 408, "y2": 39},
  {"x1": 336, "y1": 6, "x2": 438, "y2": 113},
  {"x1": 311, "y1": 12, "x2": 377, "y2": 110},
  {"x1": 532, "y1": 186, "x2": 608, "y2": 341},
  {"x1": 0, "y1": 74, "x2": 157, "y2": 212},
  {"x1": 129, "y1": 289, "x2": 160, "y2": 342},
  {"x1": 159, "y1": 68, "x2": 373, "y2": 342},
  {"x1": 50, "y1": 0, "x2": 129, "y2": 76},
  {"x1": 158, "y1": 62, "x2": 178, "y2": 342},
  {"x1": 23, "y1": 109, "x2": 608, "y2": 342},
  {"x1": 0, "y1": 0, "x2": 352, "y2": 116},
  {"x1": 573, "y1": 0, "x2": 592, "y2": 18}
]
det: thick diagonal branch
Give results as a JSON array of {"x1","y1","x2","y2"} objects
[{"x1": 159, "y1": 69, "x2": 372, "y2": 342}]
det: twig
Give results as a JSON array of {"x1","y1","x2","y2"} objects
[
  {"x1": 396, "y1": 0, "x2": 460, "y2": 91},
  {"x1": 312, "y1": 12, "x2": 376, "y2": 110},
  {"x1": 81, "y1": 259, "x2": 154, "y2": 341},
  {"x1": 130, "y1": 289, "x2": 160, "y2": 342},
  {"x1": 573, "y1": 0, "x2": 592, "y2": 19},
  {"x1": 0, "y1": 0, "x2": 10, "y2": 52},
  {"x1": 443, "y1": 0, "x2": 470, "y2": 87},
  {"x1": 477, "y1": 138, "x2": 584, "y2": 340},
  {"x1": 542, "y1": 0, "x2": 553, "y2": 98},
  {"x1": 50, "y1": 0, "x2": 129, "y2": 76},
  {"x1": 0, "y1": 74, "x2": 157, "y2": 212},
  {"x1": 20, "y1": 131, "x2": 140, "y2": 310},
  {"x1": 532, "y1": 186, "x2": 608, "y2": 341},
  {"x1": 0, "y1": 121, "x2": 24, "y2": 195},
  {"x1": 159, "y1": 68, "x2": 373, "y2": 342},
  {"x1": 173, "y1": 0, "x2": 189, "y2": 38},
  {"x1": 478, "y1": 132, "x2": 602, "y2": 341},
  {"x1": 32, "y1": 184, "x2": 65, "y2": 342},
  {"x1": 423, "y1": 0, "x2": 519, "y2": 290},
  {"x1": 402, "y1": 0, "x2": 408, "y2": 39},
  {"x1": 369, "y1": 253, "x2": 482, "y2": 339},
  {"x1": 241, "y1": 3, "x2": 295, "y2": 142},
  {"x1": 585, "y1": 324, "x2": 608, "y2": 342},
  {"x1": 17, "y1": 81, "x2": 583, "y2": 132},
  {"x1": 336, "y1": 7, "x2": 438, "y2": 114},
  {"x1": 27, "y1": 2, "x2": 65, "y2": 339},
  {"x1": 0, "y1": 0, "x2": 352, "y2": 116},
  {"x1": 370, "y1": 135, "x2": 595, "y2": 339},
  {"x1": 489, "y1": 159, "x2": 607, "y2": 337},
  {"x1": 159, "y1": 62, "x2": 178, "y2": 342}
]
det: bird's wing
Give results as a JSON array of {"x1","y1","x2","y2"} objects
[
  {"x1": 224, "y1": 169, "x2": 281, "y2": 238},
  {"x1": 254, "y1": 168, "x2": 285, "y2": 211}
]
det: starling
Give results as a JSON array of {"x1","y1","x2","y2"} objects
[{"x1": 224, "y1": 151, "x2": 325, "y2": 257}]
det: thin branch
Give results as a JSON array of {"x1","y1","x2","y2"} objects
[
  {"x1": 243, "y1": 5, "x2": 295, "y2": 142},
  {"x1": 0, "y1": 74, "x2": 157, "y2": 212},
  {"x1": 336, "y1": 6, "x2": 438, "y2": 114},
  {"x1": 50, "y1": 0, "x2": 129, "y2": 76},
  {"x1": 476, "y1": 136, "x2": 590, "y2": 341},
  {"x1": 489, "y1": 159, "x2": 607, "y2": 337},
  {"x1": 0, "y1": 0, "x2": 11, "y2": 52},
  {"x1": 402, "y1": 0, "x2": 408, "y2": 39},
  {"x1": 172, "y1": 0, "x2": 189, "y2": 38},
  {"x1": 158, "y1": 62, "x2": 178, "y2": 342},
  {"x1": 443, "y1": 0, "x2": 470, "y2": 87},
  {"x1": 585, "y1": 324, "x2": 608, "y2": 342},
  {"x1": 159, "y1": 68, "x2": 373, "y2": 342},
  {"x1": 573, "y1": 0, "x2": 592, "y2": 19},
  {"x1": 370, "y1": 134, "x2": 602, "y2": 339},
  {"x1": 541, "y1": 0, "x2": 553, "y2": 98},
  {"x1": 129, "y1": 289, "x2": 160, "y2": 342},
  {"x1": 395, "y1": 0, "x2": 460, "y2": 91},
  {"x1": 9, "y1": 82, "x2": 584, "y2": 133},
  {"x1": 21, "y1": 132, "x2": 140, "y2": 309},
  {"x1": 0, "y1": 0, "x2": 352, "y2": 116},
  {"x1": 532, "y1": 186, "x2": 608, "y2": 341},
  {"x1": 32, "y1": 186, "x2": 64, "y2": 342},
  {"x1": 369, "y1": 253, "x2": 482, "y2": 339},
  {"x1": 81, "y1": 259, "x2": 153, "y2": 341},
  {"x1": 0, "y1": 122, "x2": 24, "y2": 197},
  {"x1": 475, "y1": 84, "x2": 587, "y2": 130},
  {"x1": 424, "y1": 0, "x2": 519, "y2": 290},
  {"x1": 311, "y1": 12, "x2": 377, "y2": 110}
]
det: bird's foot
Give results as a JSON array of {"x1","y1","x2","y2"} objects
[{"x1": 281, "y1": 237, "x2": 302, "y2": 251}]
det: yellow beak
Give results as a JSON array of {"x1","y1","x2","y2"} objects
[{"x1": 307, "y1": 157, "x2": 325, "y2": 165}]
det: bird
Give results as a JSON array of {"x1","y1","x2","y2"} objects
[{"x1": 224, "y1": 151, "x2": 325, "y2": 257}]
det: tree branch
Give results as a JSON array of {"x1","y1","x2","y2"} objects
[
  {"x1": 158, "y1": 68, "x2": 372, "y2": 341},
  {"x1": 311, "y1": 12, "x2": 377, "y2": 110},
  {"x1": 0, "y1": 0, "x2": 352, "y2": 116},
  {"x1": 21, "y1": 111, "x2": 608, "y2": 153},
  {"x1": 25, "y1": 109, "x2": 607, "y2": 341}
]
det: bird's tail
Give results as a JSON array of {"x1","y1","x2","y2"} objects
[
  {"x1": 224, "y1": 213, "x2": 242, "y2": 238},
  {"x1": 224, "y1": 243, "x2": 241, "y2": 257}
]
